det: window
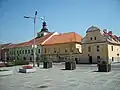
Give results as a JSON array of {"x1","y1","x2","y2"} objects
[
  {"x1": 112, "y1": 57, "x2": 114, "y2": 61},
  {"x1": 23, "y1": 57, "x2": 26, "y2": 60},
  {"x1": 28, "y1": 50, "x2": 30, "y2": 54},
  {"x1": 71, "y1": 47, "x2": 74, "y2": 52},
  {"x1": 59, "y1": 48, "x2": 60, "y2": 53},
  {"x1": 30, "y1": 57, "x2": 32, "y2": 61},
  {"x1": 22, "y1": 50, "x2": 24, "y2": 54},
  {"x1": 117, "y1": 53, "x2": 119, "y2": 56},
  {"x1": 17, "y1": 51, "x2": 19, "y2": 54},
  {"x1": 54, "y1": 48, "x2": 56, "y2": 53},
  {"x1": 65, "y1": 48, "x2": 67, "y2": 52},
  {"x1": 14, "y1": 51, "x2": 15, "y2": 55},
  {"x1": 111, "y1": 46, "x2": 113, "y2": 51},
  {"x1": 94, "y1": 37, "x2": 96, "y2": 40},
  {"x1": 97, "y1": 56, "x2": 100, "y2": 59},
  {"x1": 31, "y1": 50, "x2": 33, "y2": 55},
  {"x1": 97, "y1": 45, "x2": 100, "y2": 52},
  {"x1": 38, "y1": 49, "x2": 40, "y2": 53},
  {"x1": 25, "y1": 50, "x2": 27, "y2": 54},
  {"x1": 20, "y1": 50, "x2": 21, "y2": 54},
  {"x1": 88, "y1": 46, "x2": 91, "y2": 52},
  {"x1": 31, "y1": 49, "x2": 33, "y2": 53},
  {"x1": 90, "y1": 37, "x2": 92, "y2": 40},
  {"x1": 44, "y1": 48, "x2": 46, "y2": 53}
]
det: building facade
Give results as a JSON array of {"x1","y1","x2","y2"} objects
[
  {"x1": 1, "y1": 24, "x2": 120, "y2": 64},
  {"x1": 81, "y1": 26, "x2": 120, "y2": 64},
  {"x1": 42, "y1": 32, "x2": 83, "y2": 63},
  {"x1": 0, "y1": 43, "x2": 11, "y2": 61},
  {"x1": 6, "y1": 21, "x2": 58, "y2": 62}
]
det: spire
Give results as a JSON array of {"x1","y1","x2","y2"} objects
[
  {"x1": 40, "y1": 21, "x2": 49, "y2": 32},
  {"x1": 42, "y1": 21, "x2": 47, "y2": 29},
  {"x1": 37, "y1": 17, "x2": 50, "y2": 38}
]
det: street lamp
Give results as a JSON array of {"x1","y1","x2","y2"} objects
[
  {"x1": 24, "y1": 11, "x2": 37, "y2": 67},
  {"x1": 0, "y1": 41, "x2": 4, "y2": 61}
]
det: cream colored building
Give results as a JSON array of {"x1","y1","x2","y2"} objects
[
  {"x1": 81, "y1": 26, "x2": 120, "y2": 64},
  {"x1": 42, "y1": 32, "x2": 83, "y2": 63}
]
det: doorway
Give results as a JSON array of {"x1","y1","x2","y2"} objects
[
  {"x1": 89, "y1": 56, "x2": 92, "y2": 64},
  {"x1": 75, "y1": 58, "x2": 78, "y2": 64}
]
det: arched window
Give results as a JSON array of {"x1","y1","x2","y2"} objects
[{"x1": 23, "y1": 57, "x2": 26, "y2": 60}]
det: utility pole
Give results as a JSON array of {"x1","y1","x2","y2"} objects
[{"x1": 24, "y1": 11, "x2": 37, "y2": 67}]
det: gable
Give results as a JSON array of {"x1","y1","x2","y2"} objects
[{"x1": 82, "y1": 28, "x2": 106, "y2": 44}]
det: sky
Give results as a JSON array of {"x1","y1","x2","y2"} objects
[{"x1": 0, "y1": 0, "x2": 120, "y2": 44}]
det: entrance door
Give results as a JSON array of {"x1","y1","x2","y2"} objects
[
  {"x1": 89, "y1": 56, "x2": 92, "y2": 64},
  {"x1": 75, "y1": 58, "x2": 78, "y2": 64}
]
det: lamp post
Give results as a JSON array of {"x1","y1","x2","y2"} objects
[
  {"x1": 0, "y1": 44, "x2": 1, "y2": 61},
  {"x1": 0, "y1": 41, "x2": 4, "y2": 62},
  {"x1": 24, "y1": 11, "x2": 37, "y2": 67}
]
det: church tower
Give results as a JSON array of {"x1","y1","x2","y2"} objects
[{"x1": 37, "y1": 21, "x2": 50, "y2": 38}]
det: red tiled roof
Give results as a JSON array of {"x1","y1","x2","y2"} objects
[
  {"x1": 43, "y1": 32, "x2": 82, "y2": 45},
  {"x1": 5, "y1": 44, "x2": 16, "y2": 49},
  {"x1": 103, "y1": 31, "x2": 120, "y2": 43},
  {"x1": 7, "y1": 32, "x2": 54, "y2": 48},
  {"x1": 0, "y1": 43, "x2": 11, "y2": 49}
]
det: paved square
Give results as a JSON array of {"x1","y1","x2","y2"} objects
[{"x1": 0, "y1": 63, "x2": 120, "y2": 90}]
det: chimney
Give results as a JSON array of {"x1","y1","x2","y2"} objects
[
  {"x1": 108, "y1": 31, "x2": 112, "y2": 35},
  {"x1": 103, "y1": 29, "x2": 107, "y2": 33}
]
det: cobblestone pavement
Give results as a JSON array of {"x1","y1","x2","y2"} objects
[{"x1": 0, "y1": 63, "x2": 120, "y2": 90}]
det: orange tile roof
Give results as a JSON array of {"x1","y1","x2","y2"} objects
[
  {"x1": 43, "y1": 32, "x2": 82, "y2": 45},
  {"x1": 5, "y1": 44, "x2": 16, "y2": 49},
  {"x1": 0, "y1": 43, "x2": 11, "y2": 49},
  {"x1": 7, "y1": 32, "x2": 54, "y2": 48}
]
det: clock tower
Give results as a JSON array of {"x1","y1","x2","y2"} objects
[{"x1": 37, "y1": 21, "x2": 50, "y2": 38}]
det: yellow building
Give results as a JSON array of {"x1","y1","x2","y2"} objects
[
  {"x1": 81, "y1": 26, "x2": 120, "y2": 64},
  {"x1": 42, "y1": 32, "x2": 83, "y2": 63}
]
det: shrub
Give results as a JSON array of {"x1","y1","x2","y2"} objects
[
  {"x1": 6, "y1": 60, "x2": 29, "y2": 67},
  {"x1": 15, "y1": 60, "x2": 29, "y2": 65},
  {"x1": 0, "y1": 69, "x2": 9, "y2": 72},
  {"x1": 5, "y1": 62, "x2": 14, "y2": 67}
]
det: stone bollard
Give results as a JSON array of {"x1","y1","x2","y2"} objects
[
  {"x1": 98, "y1": 61, "x2": 111, "y2": 72},
  {"x1": 43, "y1": 61, "x2": 52, "y2": 69},
  {"x1": 65, "y1": 61, "x2": 76, "y2": 70}
]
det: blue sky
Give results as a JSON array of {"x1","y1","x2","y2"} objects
[{"x1": 0, "y1": 0, "x2": 120, "y2": 44}]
